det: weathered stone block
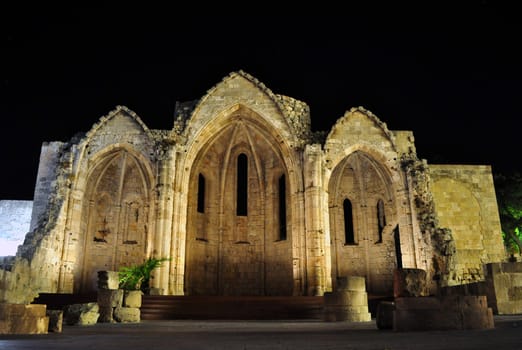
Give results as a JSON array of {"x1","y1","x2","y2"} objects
[
  {"x1": 393, "y1": 268, "x2": 428, "y2": 297},
  {"x1": 114, "y1": 307, "x2": 140, "y2": 323},
  {"x1": 23, "y1": 304, "x2": 47, "y2": 317},
  {"x1": 123, "y1": 290, "x2": 142, "y2": 308},
  {"x1": 64, "y1": 303, "x2": 100, "y2": 326},
  {"x1": 98, "y1": 288, "x2": 123, "y2": 307},
  {"x1": 97, "y1": 306, "x2": 114, "y2": 323},
  {"x1": 394, "y1": 309, "x2": 459, "y2": 331},
  {"x1": 393, "y1": 295, "x2": 494, "y2": 331},
  {"x1": 394, "y1": 297, "x2": 441, "y2": 310},
  {"x1": 376, "y1": 301, "x2": 394, "y2": 330},
  {"x1": 97, "y1": 270, "x2": 120, "y2": 290},
  {"x1": 46, "y1": 310, "x2": 63, "y2": 332},
  {"x1": 9, "y1": 316, "x2": 49, "y2": 334}
]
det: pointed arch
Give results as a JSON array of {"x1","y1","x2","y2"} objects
[
  {"x1": 328, "y1": 149, "x2": 398, "y2": 295},
  {"x1": 183, "y1": 104, "x2": 300, "y2": 296},
  {"x1": 75, "y1": 145, "x2": 154, "y2": 293}
]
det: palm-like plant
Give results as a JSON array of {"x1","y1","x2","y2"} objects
[{"x1": 118, "y1": 257, "x2": 170, "y2": 292}]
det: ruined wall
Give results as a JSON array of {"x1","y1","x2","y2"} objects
[
  {"x1": 430, "y1": 165, "x2": 506, "y2": 285},
  {"x1": 59, "y1": 107, "x2": 157, "y2": 294},
  {"x1": 1, "y1": 71, "x2": 510, "y2": 302},
  {"x1": 323, "y1": 108, "x2": 427, "y2": 295},
  {"x1": 1, "y1": 140, "x2": 74, "y2": 303}
]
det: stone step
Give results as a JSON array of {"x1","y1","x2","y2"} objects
[{"x1": 140, "y1": 296, "x2": 325, "y2": 320}]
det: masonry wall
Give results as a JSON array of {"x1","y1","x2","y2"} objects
[
  {"x1": 30, "y1": 142, "x2": 64, "y2": 231},
  {"x1": 430, "y1": 165, "x2": 506, "y2": 285}
]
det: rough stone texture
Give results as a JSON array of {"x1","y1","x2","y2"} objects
[
  {"x1": 0, "y1": 303, "x2": 49, "y2": 334},
  {"x1": 430, "y1": 165, "x2": 507, "y2": 286},
  {"x1": 98, "y1": 288, "x2": 123, "y2": 308},
  {"x1": 97, "y1": 271, "x2": 121, "y2": 290},
  {"x1": 0, "y1": 200, "x2": 33, "y2": 256},
  {"x1": 323, "y1": 276, "x2": 371, "y2": 322},
  {"x1": 46, "y1": 309, "x2": 63, "y2": 332},
  {"x1": 376, "y1": 301, "x2": 395, "y2": 329},
  {"x1": 97, "y1": 306, "x2": 115, "y2": 323},
  {"x1": 393, "y1": 268, "x2": 428, "y2": 297},
  {"x1": 64, "y1": 302, "x2": 100, "y2": 326},
  {"x1": 113, "y1": 307, "x2": 140, "y2": 323},
  {"x1": 484, "y1": 262, "x2": 522, "y2": 314},
  {"x1": 393, "y1": 296, "x2": 494, "y2": 331},
  {"x1": 123, "y1": 290, "x2": 142, "y2": 308},
  {"x1": 0, "y1": 70, "x2": 508, "y2": 304}
]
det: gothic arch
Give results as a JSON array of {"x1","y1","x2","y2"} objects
[
  {"x1": 75, "y1": 145, "x2": 154, "y2": 293},
  {"x1": 328, "y1": 150, "x2": 399, "y2": 295},
  {"x1": 183, "y1": 105, "x2": 299, "y2": 296}
]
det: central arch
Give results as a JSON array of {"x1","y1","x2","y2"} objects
[{"x1": 184, "y1": 110, "x2": 294, "y2": 296}]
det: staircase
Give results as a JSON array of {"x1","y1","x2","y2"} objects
[
  {"x1": 33, "y1": 293, "x2": 390, "y2": 320},
  {"x1": 140, "y1": 295, "x2": 325, "y2": 320}
]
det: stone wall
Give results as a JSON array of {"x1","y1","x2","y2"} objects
[
  {"x1": 430, "y1": 165, "x2": 506, "y2": 285},
  {"x1": 0, "y1": 71, "x2": 509, "y2": 303},
  {"x1": 30, "y1": 142, "x2": 64, "y2": 231}
]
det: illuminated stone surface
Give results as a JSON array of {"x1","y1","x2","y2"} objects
[{"x1": 0, "y1": 71, "x2": 508, "y2": 311}]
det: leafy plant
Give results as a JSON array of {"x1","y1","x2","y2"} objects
[
  {"x1": 494, "y1": 172, "x2": 522, "y2": 255},
  {"x1": 118, "y1": 257, "x2": 170, "y2": 292}
]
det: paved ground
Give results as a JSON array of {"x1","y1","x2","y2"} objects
[{"x1": 1, "y1": 316, "x2": 521, "y2": 350}]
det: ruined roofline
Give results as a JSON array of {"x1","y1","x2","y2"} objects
[
  {"x1": 327, "y1": 106, "x2": 399, "y2": 152},
  {"x1": 85, "y1": 105, "x2": 153, "y2": 140}
]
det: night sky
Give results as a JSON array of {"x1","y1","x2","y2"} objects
[{"x1": 4, "y1": 3, "x2": 521, "y2": 200}]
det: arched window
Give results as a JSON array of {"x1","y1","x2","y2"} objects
[
  {"x1": 376, "y1": 199, "x2": 385, "y2": 243},
  {"x1": 343, "y1": 198, "x2": 355, "y2": 244},
  {"x1": 237, "y1": 153, "x2": 248, "y2": 216},
  {"x1": 197, "y1": 173, "x2": 205, "y2": 213},
  {"x1": 278, "y1": 174, "x2": 287, "y2": 240}
]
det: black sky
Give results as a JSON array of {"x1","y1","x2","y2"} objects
[{"x1": 4, "y1": 3, "x2": 521, "y2": 199}]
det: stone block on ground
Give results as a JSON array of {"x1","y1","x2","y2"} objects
[
  {"x1": 64, "y1": 302, "x2": 100, "y2": 326},
  {"x1": 324, "y1": 276, "x2": 371, "y2": 322},
  {"x1": 98, "y1": 306, "x2": 115, "y2": 323},
  {"x1": 9, "y1": 316, "x2": 49, "y2": 334},
  {"x1": 114, "y1": 307, "x2": 140, "y2": 323},
  {"x1": 46, "y1": 309, "x2": 63, "y2": 332},
  {"x1": 393, "y1": 296, "x2": 494, "y2": 331},
  {"x1": 376, "y1": 301, "x2": 395, "y2": 330},
  {"x1": 0, "y1": 303, "x2": 49, "y2": 334}
]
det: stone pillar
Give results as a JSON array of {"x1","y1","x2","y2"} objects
[
  {"x1": 154, "y1": 148, "x2": 176, "y2": 294},
  {"x1": 97, "y1": 270, "x2": 123, "y2": 323},
  {"x1": 323, "y1": 276, "x2": 371, "y2": 322},
  {"x1": 304, "y1": 145, "x2": 327, "y2": 296}
]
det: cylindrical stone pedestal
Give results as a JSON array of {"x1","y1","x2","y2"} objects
[{"x1": 323, "y1": 276, "x2": 371, "y2": 322}]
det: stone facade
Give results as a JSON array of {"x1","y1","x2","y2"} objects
[{"x1": 0, "y1": 71, "x2": 508, "y2": 303}]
